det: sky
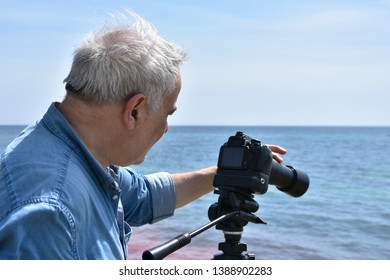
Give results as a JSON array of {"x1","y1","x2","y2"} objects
[{"x1": 0, "y1": 0, "x2": 389, "y2": 126}]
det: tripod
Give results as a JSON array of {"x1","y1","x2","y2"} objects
[
  {"x1": 209, "y1": 187, "x2": 265, "y2": 260},
  {"x1": 142, "y1": 187, "x2": 265, "y2": 260}
]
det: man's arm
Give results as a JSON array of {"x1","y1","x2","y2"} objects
[
  {"x1": 0, "y1": 203, "x2": 77, "y2": 259},
  {"x1": 172, "y1": 166, "x2": 217, "y2": 209},
  {"x1": 172, "y1": 145, "x2": 286, "y2": 209}
]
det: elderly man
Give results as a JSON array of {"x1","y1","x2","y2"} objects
[{"x1": 0, "y1": 10, "x2": 285, "y2": 259}]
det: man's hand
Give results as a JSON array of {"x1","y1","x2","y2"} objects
[{"x1": 266, "y1": 144, "x2": 287, "y2": 163}]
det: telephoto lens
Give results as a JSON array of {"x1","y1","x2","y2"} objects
[{"x1": 269, "y1": 160, "x2": 309, "y2": 197}]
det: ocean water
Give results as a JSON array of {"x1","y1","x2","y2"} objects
[{"x1": 1, "y1": 125, "x2": 389, "y2": 260}]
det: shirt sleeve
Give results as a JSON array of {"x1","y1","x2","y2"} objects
[
  {"x1": 0, "y1": 202, "x2": 77, "y2": 260},
  {"x1": 118, "y1": 167, "x2": 176, "y2": 226}
]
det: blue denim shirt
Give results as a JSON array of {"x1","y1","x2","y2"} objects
[{"x1": 0, "y1": 103, "x2": 176, "y2": 259}]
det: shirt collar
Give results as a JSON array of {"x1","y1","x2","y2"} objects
[{"x1": 42, "y1": 102, "x2": 117, "y2": 189}]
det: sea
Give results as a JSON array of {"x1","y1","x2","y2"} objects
[{"x1": 1, "y1": 125, "x2": 389, "y2": 260}]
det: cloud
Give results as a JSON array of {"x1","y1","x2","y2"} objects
[
  {"x1": 306, "y1": 8, "x2": 382, "y2": 27},
  {"x1": 263, "y1": 6, "x2": 389, "y2": 32}
]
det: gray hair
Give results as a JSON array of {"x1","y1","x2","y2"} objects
[{"x1": 63, "y1": 10, "x2": 187, "y2": 110}]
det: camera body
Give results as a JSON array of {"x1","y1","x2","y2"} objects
[
  {"x1": 214, "y1": 131, "x2": 309, "y2": 197},
  {"x1": 214, "y1": 131, "x2": 273, "y2": 194}
]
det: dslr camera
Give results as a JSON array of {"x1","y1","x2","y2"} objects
[{"x1": 214, "y1": 131, "x2": 309, "y2": 197}]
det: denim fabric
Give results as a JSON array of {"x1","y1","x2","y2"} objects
[{"x1": 0, "y1": 103, "x2": 176, "y2": 259}]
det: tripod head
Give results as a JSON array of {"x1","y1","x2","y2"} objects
[
  {"x1": 142, "y1": 132, "x2": 310, "y2": 260},
  {"x1": 208, "y1": 188, "x2": 265, "y2": 259}
]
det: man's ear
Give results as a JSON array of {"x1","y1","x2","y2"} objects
[{"x1": 123, "y1": 94, "x2": 147, "y2": 129}]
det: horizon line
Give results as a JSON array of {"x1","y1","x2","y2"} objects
[{"x1": 0, "y1": 123, "x2": 389, "y2": 128}]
